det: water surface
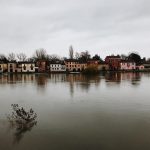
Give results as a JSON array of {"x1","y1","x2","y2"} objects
[{"x1": 0, "y1": 73, "x2": 150, "y2": 150}]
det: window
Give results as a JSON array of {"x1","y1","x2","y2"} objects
[
  {"x1": 23, "y1": 65, "x2": 26, "y2": 70},
  {"x1": 31, "y1": 64, "x2": 33, "y2": 70}
]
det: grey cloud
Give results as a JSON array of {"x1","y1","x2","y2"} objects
[{"x1": 0, "y1": 0, "x2": 150, "y2": 58}]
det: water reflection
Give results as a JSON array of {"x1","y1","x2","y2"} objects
[
  {"x1": 0, "y1": 72, "x2": 149, "y2": 94},
  {"x1": 7, "y1": 104, "x2": 37, "y2": 144},
  {"x1": 0, "y1": 73, "x2": 150, "y2": 150}
]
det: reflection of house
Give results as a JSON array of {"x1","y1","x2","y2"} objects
[
  {"x1": 105, "y1": 73, "x2": 121, "y2": 83},
  {"x1": 21, "y1": 62, "x2": 35, "y2": 73},
  {"x1": 105, "y1": 56, "x2": 121, "y2": 70},
  {"x1": 120, "y1": 61, "x2": 136, "y2": 70},
  {"x1": 64, "y1": 59, "x2": 87, "y2": 72},
  {"x1": 36, "y1": 60, "x2": 48, "y2": 73},
  {"x1": 50, "y1": 61, "x2": 66, "y2": 72},
  {"x1": 121, "y1": 72, "x2": 141, "y2": 81},
  {"x1": 8, "y1": 62, "x2": 17, "y2": 73},
  {"x1": 0, "y1": 62, "x2": 7, "y2": 73}
]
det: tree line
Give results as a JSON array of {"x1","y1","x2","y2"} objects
[{"x1": 0, "y1": 46, "x2": 149, "y2": 64}]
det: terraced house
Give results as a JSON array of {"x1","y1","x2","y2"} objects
[
  {"x1": 64, "y1": 59, "x2": 87, "y2": 72},
  {"x1": 7, "y1": 61, "x2": 17, "y2": 73},
  {"x1": 21, "y1": 62, "x2": 35, "y2": 73},
  {"x1": 50, "y1": 61, "x2": 66, "y2": 72},
  {"x1": 36, "y1": 60, "x2": 48, "y2": 73},
  {"x1": 0, "y1": 62, "x2": 8, "y2": 73},
  {"x1": 105, "y1": 56, "x2": 122, "y2": 70},
  {"x1": 120, "y1": 61, "x2": 136, "y2": 70}
]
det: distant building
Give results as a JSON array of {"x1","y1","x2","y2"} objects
[
  {"x1": 87, "y1": 59, "x2": 109, "y2": 71},
  {"x1": 16, "y1": 62, "x2": 22, "y2": 73},
  {"x1": 0, "y1": 62, "x2": 3, "y2": 73},
  {"x1": 136, "y1": 65, "x2": 145, "y2": 70},
  {"x1": 20, "y1": 62, "x2": 35, "y2": 73},
  {"x1": 36, "y1": 60, "x2": 48, "y2": 73},
  {"x1": 87, "y1": 59, "x2": 100, "y2": 65},
  {"x1": 143, "y1": 63, "x2": 150, "y2": 69},
  {"x1": 98, "y1": 62, "x2": 109, "y2": 71},
  {"x1": 0, "y1": 62, "x2": 7, "y2": 73},
  {"x1": 7, "y1": 62, "x2": 17, "y2": 73},
  {"x1": 120, "y1": 61, "x2": 136, "y2": 70},
  {"x1": 50, "y1": 61, "x2": 66, "y2": 72},
  {"x1": 105, "y1": 56, "x2": 121, "y2": 70},
  {"x1": 64, "y1": 59, "x2": 87, "y2": 72}
]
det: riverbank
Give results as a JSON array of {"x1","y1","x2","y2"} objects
[{"x1": 1, "y1": 69, "x2": 150, "y2": 76}]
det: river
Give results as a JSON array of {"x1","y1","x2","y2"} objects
[{"x1": 0, "y1": 73, "x2": 150, "y2": 150}]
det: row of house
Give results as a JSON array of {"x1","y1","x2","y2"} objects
[
  {"x1": 105, "y1": 56, "x2": 147, "y2": 71},
  {"x1": 0, "y1": 59, "x2": 102, "y2": 73},
  {"x1": 0, "y1": 56, "x2": 150, "y2": 73},
  {"x1": 0, "y1": 61, "x2": 36, "y2": 73}
]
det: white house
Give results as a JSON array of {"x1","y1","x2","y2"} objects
[
  {"x1": 120, "y1": 61, "x2": 136, "y2": 70},
  {"x1": 8, "y1": 62, "x2": 17, "y2": 73},
  {"x1": 21, "y1": 62, "x2": 35, "y2": 73},
  {"x1": 50, "y1": 61, "x2": 66, "y2": 72},
  {"x1": 0, "y1": 62, "x2": 3, "y2": 73},
  {"x1": 136, "y1": 65, "x2": 145, "y2": 70}
]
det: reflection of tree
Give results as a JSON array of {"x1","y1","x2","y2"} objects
[
  {"x1": 66, "y1": 74, "x2": 101, "y2": 96},
  {"x1": 105, "y1": 72, "x2": 142, "y2": 86},
  {"x1": 49, "y1": 74, "x2": 66, "y2": 83},
  {"x1": 35, "y1": 74, "x2": 48, "y2": 89},
  {"x1": 7, "y1": 104, "x2": 37, "y2": 144},
  {"x1": 0, "y1": 73, "x2": 144, "y2": 91},
  {"x1": 131, "y1": 73, "x2": 141, "y2": 86},
  {"x1": 7, "y1": 74, "x2": 17, "y2": 84},
  {"x1": 105, "y1": 72, "x2": 121, "y2": 83}
]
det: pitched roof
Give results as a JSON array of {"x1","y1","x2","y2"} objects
[
  {"x1": 18, "y1": 61, "x2": 35, "y2": 64},
  {"x1": 105, "y1": 56, "x2": 121, "y2": 59},
  {"x1": 120, "y1": 60, "x2": 135, "y2": 63}
]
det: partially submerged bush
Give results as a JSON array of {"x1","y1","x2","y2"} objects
[
  {"x1": 8, "y1": 104, "x2": 37, "y2": 124},
  {"x1": 7, "y1": 104, "x2": 37, "y2": 143},
  {"x1": 83, "y1": 65, "x2": 99, "y2": 74}
]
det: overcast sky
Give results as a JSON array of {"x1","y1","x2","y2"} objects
[{"x1": 0, "y1": 0, "x2": 150, "y2": 58}]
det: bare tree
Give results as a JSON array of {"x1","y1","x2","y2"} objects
[
  {"x1": 69, "y1": 45, "x2": 74, "y2": 59},
  {"x1": 147, "y1": 58, "x2": 150, "y2": 62},
  {"x1": 120, "y1": 54, "x2": 127, "y2": 60},
  {"x1": 0, "y1": 54, "x2": 8, "y2": 62},
  {"x1": 33, "y1": 48, "x2": 47, "y2": 60},
  {"x1": 17, "y1": 53, "x2": 27, "y2": 61},
  {"x1": 80, "y1": 50, "x2": 91, "y2": 61},
  {"x1": 47, "y1": 54, "x2": 60, "y2": 61},
  {"x1": 75, "y1": 52, "x2": 80, "y2": 59},
  {"x1": 8, "y1": 53, "x2": 16, "y2": 61}
]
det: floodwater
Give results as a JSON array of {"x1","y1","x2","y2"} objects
[{"x1": 0, "y1": 73, "x2": 150, "y2": 150}]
